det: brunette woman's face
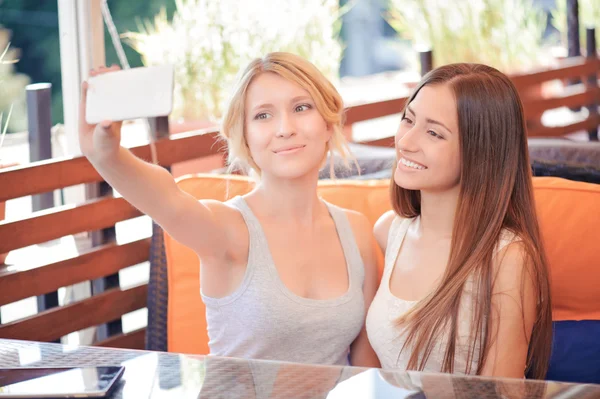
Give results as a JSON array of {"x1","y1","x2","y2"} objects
[{"x1": 394, "y1": 84, "x2": 461, "y2": 193}]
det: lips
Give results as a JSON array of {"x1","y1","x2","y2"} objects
[{"x1": 273, "y1": 145, "x2": 306, "y2": 154}]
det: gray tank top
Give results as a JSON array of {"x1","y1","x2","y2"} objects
[{"x1": 202, "y1": 195, "x2": 365, "y2": 366}]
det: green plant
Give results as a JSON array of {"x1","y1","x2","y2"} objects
[
  {"x1": 1, "y1": 39, "x2": 18, "y2": 265},
  {"x1": 387, "y1": 0, "x2": 548, "y2": 72},
  {"x1": 123, "y1": 0, "x2": 344, "y2": 122},
  {"x1": 0, "y1": 43, "x2": 15, "y2": 158},
  {"x1": 552, "y1": 0, "x2": 600, "y2": 54},
  {"x1": 0, "y1": 28, "x2": 29, "y2": 136}
]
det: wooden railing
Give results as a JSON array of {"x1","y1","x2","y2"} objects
[
  {"x1": 0, "y1": 131, "x2": 222, "y2": 349},
  {"x1": 0, "y1": 55, "x2": 598, "y2": 350},
  {"x1": 352, "y1": 56, "x2": 600, "y2": 148}
]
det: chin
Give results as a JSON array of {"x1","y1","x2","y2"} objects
[
  {"x1": 393, "y1": 169, "x2": 426, "y2": 190},
  {"x1": 394, "y1": 169, "x2": 460, "y2": 193},
  {"x1": 260, "y1": 161, "x2": 320, "y2": 181}
]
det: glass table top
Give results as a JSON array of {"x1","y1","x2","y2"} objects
[{"x1": 0, "y1": 339, "x2": 598, "y2": 399}]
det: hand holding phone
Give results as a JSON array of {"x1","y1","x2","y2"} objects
[
  {"x1": 79, "y1": 64, "x2": 173, "y2": 161},
  {"x1": 84, "y1": 64, "x2": 174, "y2": 125}
]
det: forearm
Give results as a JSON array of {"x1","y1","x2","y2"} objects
[{"x1": 88, "y1": 146, "x2": 182, "y2": 226}]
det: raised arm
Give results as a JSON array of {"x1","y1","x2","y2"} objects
[{"x1": 79, "y1": 66, "x2": 230, "y2": 260}]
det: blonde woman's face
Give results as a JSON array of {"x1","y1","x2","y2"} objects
[{"x1": 244, "y1": 72, "x2": 332, "y2": 179}]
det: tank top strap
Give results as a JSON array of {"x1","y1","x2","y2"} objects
[
  {"x1": 227, "y1": 196, "x2": 270, "y2": 272},
  {"x1": 383, "y1": 215, "x2": 413, "y2": 279},
  {"x1": 322, "y1": 201, "x2": 365, "y2": 286}
]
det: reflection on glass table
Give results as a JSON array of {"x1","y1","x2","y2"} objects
[
  {"x1": 0, "y1": 366, "x2": 124, "y2": 398},
  {"x1": 0, "y1": 339, "x2": 599, "y2": 399}
]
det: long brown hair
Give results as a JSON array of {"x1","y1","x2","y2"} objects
[{"x1": 391, "y1": 63, "x2": 552, "y2": 379}]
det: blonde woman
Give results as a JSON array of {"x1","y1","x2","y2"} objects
[{"x1": 79, "y1": 53, "x2": 380, "y2": 367}]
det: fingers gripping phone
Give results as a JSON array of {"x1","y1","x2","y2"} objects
[{"x1": 85, "y1": 65, "x2": 174, "y2": 125}]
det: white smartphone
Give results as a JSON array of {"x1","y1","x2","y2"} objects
[
  {"x1": 85, "y1": 65, "x2": 174, "y2": 124},
  {"x1": 0, "y1": 366, "x2": 125, "y2": 398}
]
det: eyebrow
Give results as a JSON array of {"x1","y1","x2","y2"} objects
[
  {"x1": 406, "y1": 105, "x2": 454, "y2": 134},
  {"x1": 250, "y1": 96, "x2": 313, "y2": 113}
]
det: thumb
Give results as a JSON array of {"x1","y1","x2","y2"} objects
[
  {"x1": 79, "y1": 81, "x2": 93, "y2": 130},
  {"x1": 99, "y1": 120, "x2": 121, "y2": 138},
  {"x1": 100, "y1": 120, "x2": 113, "y2": 130}
]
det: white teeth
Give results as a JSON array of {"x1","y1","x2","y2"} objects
[{"x1": 400, "y1": 158, "x2": 427, "y2": 170}]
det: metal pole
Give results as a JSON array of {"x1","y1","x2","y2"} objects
[
  {"x1": 419, "y1": 49, "x2": 433, "y2": 77},
  {"x1": 585, "y1": 28, "x2": 598, "y2": 141},
  {"x1": 26, "y1": 83, "x2": 55, "y2": 211},
  {"x1": 26, "y1": 83, "x2": 59, "y2": 334},
  {"x1": 566, "y1": 0, "x2": 582, "y2": 108},
  {"x1": 567, "y1": 0, "x2": 581, "y2": 58},
  {"x1": 146, "y1": 115, "x2": 171, "y2": 353}
]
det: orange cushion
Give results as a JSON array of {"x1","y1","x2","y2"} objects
[
  {"x1": 165, "y1": 175, "x2": 390, "y2": 354},
  {"x1": 532, "y1": 177, "x2": 600, "y2": 321},
  {"x1": 165, "y1": 175, "x2": 600, "y2": 354}
]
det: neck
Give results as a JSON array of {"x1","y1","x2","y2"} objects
[
  {"x1": 418, "y1": 185, "x2": 461, "y2": 240},
  {"x1": 247, "y1": 168, "x2": 324, "y2": 225}
]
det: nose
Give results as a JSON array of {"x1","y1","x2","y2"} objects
[
  {"x1": 276, "y1": 112, "x2": 296, "y2": 138},
  {"x1": 396, "y1": 125, "x2": 420, "y2": 154}
]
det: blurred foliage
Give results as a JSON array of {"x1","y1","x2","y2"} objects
[
  {"x1": 0, "y1": 28, "x2": 29, "y2": 134},
  {"x1": 387, "y1": 0, "x2": 549, "y2": 72},
  {"x1": 124, "y1": 0, "x2": 345, "y2": 122}
]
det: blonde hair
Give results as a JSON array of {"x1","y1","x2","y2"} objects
[{"x1": 221, "y1": 52, "x2": 355, "y2": 178}]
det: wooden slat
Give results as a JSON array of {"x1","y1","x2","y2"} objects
[
  {"x1": 96, "y1": 327, "x2": 146, "y2": 350},
  {"x1": 511, "y1": 57, "x2": 599, "y2": 90},
  {"x1": 0, "y1": 238, "x2": 150, "y2": 306},
  {"x1": 0, "y1": 158, "x2": 102, "y2": 204},
  {"x1": 141, "y1": 129, "x2": 224, "y2": 166},
  {"x1": 528, "y1": 116, "x2": 600, "y2": 138},
  {"x1": 0, "y1": 130, "x2": 223, "y2": 203},
  {"x1": 0, "y1": 284, "x2": 148, "y2": 342},
  {"x1": 523, "y1": 86, "x2": 600, "y2": 118},
  {"x1": 0, "y1": 196, "x2": 141, "y2": 254},
  {"x1": 345, "y1": 97, "x2": 407, "y2": 125}
]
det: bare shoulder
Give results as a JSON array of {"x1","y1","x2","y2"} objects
[
  {"x1": 343, "y1": 209, "x2": 372, "y2": 244},
  {"x1": 492, "y1": 239, "x2": 532, "y2": 297},
  {"x1": 373, "y1": 210, "x2": 396, "y2": 253},
  {"x1": 343, "y1": 209, "x2": 378, "y2": 277},
  {"x1": 199, "y1": 199, "x2": 248, "y2": 258},
  {"x1": 343, "y1": 208, "x2": 373, "y2": 237},
  {"x1": 493, "y1": 240, "x2": 528, "y2": 278},
  {"x1": 200, "y1": 199, "x2": 243, "y2": 220}
]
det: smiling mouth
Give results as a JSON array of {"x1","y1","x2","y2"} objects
[
  {"x1": 399, "y1": 157, "x2": 427, "y2": 170},
  {"x1": 273, "y1": 145, "x2": 306, "y2": 154}
]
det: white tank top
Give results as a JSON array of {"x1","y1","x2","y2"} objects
[{"x1": 366, "y1": 215, "x2": 517, "y2": 372}]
